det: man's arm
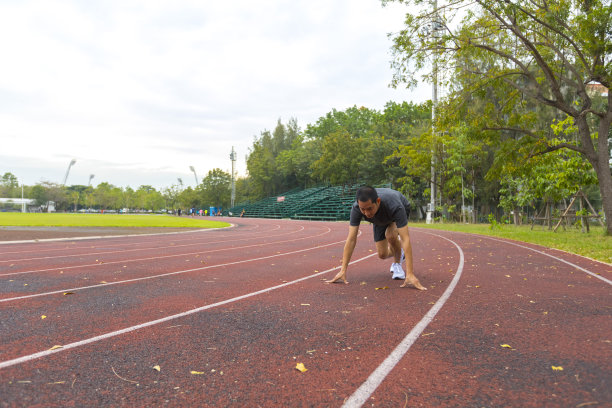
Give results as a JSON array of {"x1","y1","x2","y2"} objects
[
  {"x1": 326, "y1": 225, "x2": 359, "y2": 284},
  {"x1": 397, "y1": 226, "x2": 426, "y2": 290}
]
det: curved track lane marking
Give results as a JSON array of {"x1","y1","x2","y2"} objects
[
  {"x1": 0, "y1": 224, "x2": 308, "y2": 263},
  {"x1": 480, "y1": 235, "x2": 612, "y2": 285},
  {"x1": 0, "y1": 227, "x2": 332, "y2": 278},
  {"x1": 0, "y1": 224, "x2": 234, "y2": 246},
  {"x1": 0, "y1": 221, "x2": 281, "y2": 255},
  {"x1": 342, "y1": 232, "x2": 465, "y2": 408},
  {"x1": 0, "y1": 253, "x2": 377, "y2": 370},
  {"x1": 0, "y1": 234, "x2": 347, "y2": 302}
]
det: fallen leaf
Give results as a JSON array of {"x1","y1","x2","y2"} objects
[
  {"x1": 41, "y1": 315, "x2": 47, "y2": 319},
  {"x1": 49, "y1": 345, "x2": 63, "y2": 351},
  {"x1": 190, "y1": 371, "x2": 205, "y2": 375},
  {"x1": 505, "y1": 275, "x2": 511, "y2": 278},
  {"x1": 295, "y1": 363, "x2": 308, "y2": 373},
  {"x1": 47, "y1": 381, "x2": 66, "y2": 385},
  {"x1": 551, "y1": 366, "x2": 563, "y2": 371},
  {"x1": 153, "y1": 365, "x2": 161, "y2": 372},
  {"x1": 500, "y1": 344, "x2": 514, "y2": 349},
  {"x1": 375, "y1": 287, "x2": 389, "y2": 290},
  {"x1": 100, "y1": 281, "x2": 107, "y2": 284}
]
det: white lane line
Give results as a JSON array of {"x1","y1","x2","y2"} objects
[
  {"x1": 0, "y1": 221, "x2": 272, "y2": 254},
  {"x1": 481, "y1": 236, "x2": 612, "y2": 286},
  {"x1": 0, "y1": 236, "x2": 344, "y2": 302},
  {"x1": 0, "y1": 253, "x2": 377, "y2": 370},
  {"x1": 0, "y1": 226, "x2": 332, "y2": 278},
  {"x1": 0, "y1": 224, "x2": 306, "y2": 263},
  {"x1": 342, "y1": 232, "x2": 465, "y2": 408},
  {"x1": 0, "y1": 224, "x2": 233, "y2": 246}
]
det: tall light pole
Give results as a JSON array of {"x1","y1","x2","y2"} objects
[
  {"x1": 230, "y1": 146, "x2": 236, "y2": 208},
  {"x1": 189, "y1": 166, "x2": 199, "y2": 186},
  {"x1": 62, "y1": 159, "x2": 76, "y2": 186},
  {"x1": 88, "y1": 174, "x2": 95, "y2": 186},
  {"x1": 426, "y1": 1, "x2": 443, "y2": 224}
]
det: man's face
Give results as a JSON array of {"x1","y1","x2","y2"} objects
[{"x1": 358, "y1": 198, "x2": 380, "y2": 218}]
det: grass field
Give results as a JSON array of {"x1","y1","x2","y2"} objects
[
  {"x1": 0, "y1": 213, "x2": 231, "y2": 229},
  {"x1": 412, "y1": 222, "x2": 611, "y2": 264}
]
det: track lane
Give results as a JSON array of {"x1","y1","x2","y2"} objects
[
  {"x1": 0, "y1": 222, "x2": 301, "y2": 265},
  {"x1": 1, "y1": 220, "x2": 609, "y2": 407},
  {"x1": 365, "y1": 230, "x2": 611, "y2": 407},
  {"x1": 0, "y1": 227, "x2": 458, "y2": 407}
]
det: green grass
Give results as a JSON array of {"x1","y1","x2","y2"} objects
[
  {"x1": 411, "y1": 222, "x2": 611, "y2": 264},
  {"x1": 0, "y1": 213, "x2": 231, "y2": 229}
]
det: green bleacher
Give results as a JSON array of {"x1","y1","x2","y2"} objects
[{"x1": 227, "y1": 184, "x2": 359, "y2": 221}]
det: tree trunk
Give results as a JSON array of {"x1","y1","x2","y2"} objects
[{"x1": 576, "y1": 115, "x2": 612, "y2": 235}]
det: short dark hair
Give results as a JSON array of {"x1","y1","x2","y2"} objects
[{"x1": 356, "y1": 186, "x2": 378, "y2": 203}]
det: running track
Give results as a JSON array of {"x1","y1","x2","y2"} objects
[{"x1": 0, "y1": 218, "x2": 610, "y2": 407}]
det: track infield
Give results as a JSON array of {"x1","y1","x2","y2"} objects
[{"x1": 0, "y1": 218, "x2": 610, "y2": 407}]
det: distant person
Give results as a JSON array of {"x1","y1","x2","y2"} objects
[
  {"x1": 177, "y1": 208, "x2": 181, "y2": 216},
  {"x1": 240, "y1": 209, "x2": 245, "y2": 217},
  {"x1": 326, "y1": 186, "x2": 426, "y2": 290}
]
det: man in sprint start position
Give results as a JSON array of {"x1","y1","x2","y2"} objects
[{"x1": 327, "y1": 186, "x2": 426, "y2": 290}]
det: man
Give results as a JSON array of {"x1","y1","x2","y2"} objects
[{"x1": 326, "y1": 186, "x2": 426, "y2": 290}]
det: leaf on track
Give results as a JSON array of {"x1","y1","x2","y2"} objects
[
  {"x1": 190, "y1": 371, "x2": 205, "y2": 375},
  {"x1": 551, "y1": 366, "x2": 564, "y2": 371},
  {"x1": 375, "y1": 287, "x2": 389, "y2": 290},
  {"x1": 63, "y1": 292, "x2": 75, "y2": 296},
  {"x1": 41, "y1": 315, "x2": 47, "y2": 319},
  {"x1": 49, "y1": 345, "x2": 63, "y2": 351},
  {"x1": 295, "y1": 363, "x2": 308, "y2": 373},
  {"x1": 153, "y1": 365, "x2": 161, "y2": 372},
  {"x1": 500, "y1": 344, "x2": 514, "y2": 350}
]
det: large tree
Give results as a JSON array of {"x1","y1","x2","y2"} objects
[{"x1": 386, "y1": 0, "x2": 612, "y2": 233}]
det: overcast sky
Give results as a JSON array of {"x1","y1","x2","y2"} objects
[{"x1": 0, "y1": 0, "x2": 431, "y2": 190}]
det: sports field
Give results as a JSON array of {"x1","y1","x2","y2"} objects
[{"x1": 0, "y1": 213, "x2": 230, "y2": 229}]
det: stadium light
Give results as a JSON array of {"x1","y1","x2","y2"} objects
[
  {"x1": 189, "y1": 166, "x2": 199, "y2": 186},
  {"x1": 62, "y1": 159, "x2": 77, "y2": 186}
]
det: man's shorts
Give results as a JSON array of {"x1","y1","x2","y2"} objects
[{"x1": 372, "y1": 207, "x2": 411, "y2": 242}]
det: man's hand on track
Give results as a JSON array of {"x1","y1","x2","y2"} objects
[{"x1": 326, "y1": 270, "x2": 348, "y2": 284}]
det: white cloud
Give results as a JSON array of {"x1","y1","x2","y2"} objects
[{"x1": 0, "y1": 0, "x2": 431, "y2": 189}]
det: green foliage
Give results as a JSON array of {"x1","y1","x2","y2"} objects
[
  {"x1": 385, "y1": 0, "x2": 612, "y2": 231},
  {"x1": 198, "y1": 168, "x2": 231, "y2": 209}
]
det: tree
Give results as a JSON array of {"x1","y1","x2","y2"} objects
[
  {"x1": 199, "y1": 168, "x2": 231, "y2": 209},
  {"x1": 386, "y1": 0, "x2": 612, "y2": 233},
  {"x1": 311, "y1": 130, "x2": 365, "y2": 185},
  {"x1": 0, "y1": 172, "x2": 19, "y2": 197}
]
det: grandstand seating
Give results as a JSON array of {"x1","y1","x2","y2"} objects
[{"x1": 226, "y1": 184, "x2": 360, "y2": 221}]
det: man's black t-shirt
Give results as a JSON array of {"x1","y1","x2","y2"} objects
[{"x1": 349, "y1": 188, "x2": 410, "y2": 228}]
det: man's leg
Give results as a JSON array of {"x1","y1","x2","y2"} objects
[
  {"x1": 374, "y1": 223, "x2": 396, "y2": 260},
  {"x1": 384, "y1": 222, "x2": 402, "y2": 263}
]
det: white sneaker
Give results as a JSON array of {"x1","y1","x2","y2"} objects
[
  {"x1": 391, "y1": 263, "x2": 405, "y2": 280},
  {"x1": 390, "y1": 262, "x2": 397, "y2": 273}
]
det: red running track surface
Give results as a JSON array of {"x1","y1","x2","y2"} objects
[{"x1": 0, "y1": 217, "x2": 610, "y2": 407}]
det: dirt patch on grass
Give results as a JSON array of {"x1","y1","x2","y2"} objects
[{"x1": 0, "y1": 226, "x2": 202, "y2": 242}]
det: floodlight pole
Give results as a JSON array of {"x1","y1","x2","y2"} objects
[
  {"x1": 63, "y1": 159, "x2": 77, "y2": 186},
  {"x1": 189, "y1": 166, "x2": 199, "y2": 186},
  {"x1": 88, "y1": 174, "x2": 95, "y2": 186},
  {"x1": 230, "y1": 146, "x2": 236, "y2": 208}
]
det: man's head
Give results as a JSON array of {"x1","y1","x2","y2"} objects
[{"x1": 356, "y1": 186, "x2": 380, "y2": 218}]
